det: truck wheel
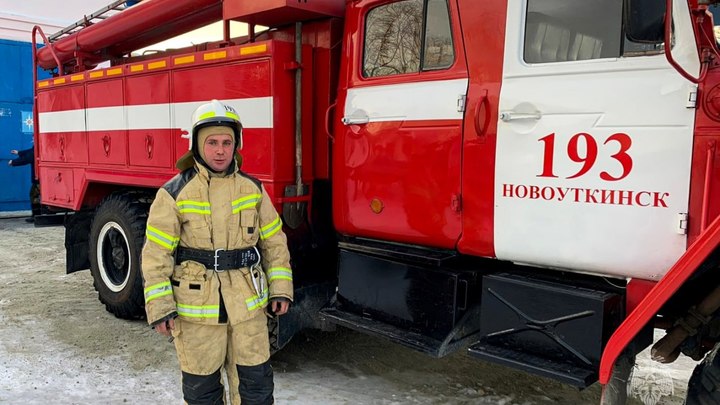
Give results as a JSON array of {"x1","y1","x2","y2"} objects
[
  {"x1": 89, "y1": 194, "x2": 148, "y2": 319},
  {"x1": 686, "y1": 343, "x2": 720, "y2": 404}
]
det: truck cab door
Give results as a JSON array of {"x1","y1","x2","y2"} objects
[
  {"x1": 494, "y1": 0, "x2": 700, "y2": 279},
  {"x1": 333, "y1": 0, "x2": 468, "y2": 249}
]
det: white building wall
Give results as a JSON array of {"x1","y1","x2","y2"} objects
[
  {"x1": 0, "y1": 0, "x2": 117, "y2": 43},
  {"x1": 0, "y1": 0, "x2": 246, "y2": 52}
]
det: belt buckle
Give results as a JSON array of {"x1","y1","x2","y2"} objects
[{"x1": 213, "y1": 248, "x2": 225, "y2": 272}]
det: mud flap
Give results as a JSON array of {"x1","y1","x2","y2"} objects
[{"x1": 64, "y1": 211, "x2": 92, "y2": 273}]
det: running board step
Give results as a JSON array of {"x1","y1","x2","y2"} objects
[
  {"x1": 319, "y1": 307, "x2": 463, "y2": 357},
  {"x1": 467, "y1": 341, "x2": 596, "y2": 388}
]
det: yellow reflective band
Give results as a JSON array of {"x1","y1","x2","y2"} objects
[
  {"x1": 144, "y1": 281, "x2": 173, "y2": 303},
  {"x1": 148, "y1": 61, "x2": 166, "y2": 70},
  {"x1": 177, "y1": 200, "x2": 211, "y2": 215},
  {"x1": 177, "y1": 303, "x2": 220, "y2": 318},
  {"x1": 267, "y1": 267, "x2": 292, "y2": 282},
  {"x1": 232, "y1": 194, "x2": 261, "y2": 214},
  {"x1": 245, "y1": 288, "x2": 269, "y2": 310},
  {"x1": 260, "y1": 216, "x2": 281, "y2": 240},
  {"x1": 198, "y1": 111, "x2": 216, "y2": 120},
  {"x1": 174, "y1": 55, "x2": 195, "y2": 65},
  {"x1": 198, "y1": 109, "x2": 238, "y2": 122},
  {"x1": 204, "y1": 50, "x2": 227, "y2": 61},
  {"x1": 240, "y1": 44, "x2": 267, "y2": 56},
  {"x1": 146, "y1": 225, "x2": 179, "y2": 250}
]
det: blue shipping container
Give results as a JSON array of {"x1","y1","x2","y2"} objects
[{"x1": 0, "y1": 39, "x2": 50, "y2": 212}]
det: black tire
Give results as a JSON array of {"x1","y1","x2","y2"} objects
[
  {"x1": 686, "y1": 343, "x2": 720, "y2": 405},
  {"x1": 89, "y1": 193, "x2": 149, "y2": 319}
]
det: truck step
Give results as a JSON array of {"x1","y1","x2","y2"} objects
[
  {"x1": 339, "y1": 239, "x2": 457, "y2": 267},
  {"x1": 319, "y1": 306, "x2": 465, "y2": 357},
  {"x1": 467, "y1": 341, "x2": 596, "y2": 388}
]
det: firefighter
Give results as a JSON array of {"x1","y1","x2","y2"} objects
[{"x1": 141, "y1": 99, "x2": 293, "y2": 404}]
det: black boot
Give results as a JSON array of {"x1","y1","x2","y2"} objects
[
  {"x1": 181, "y1": 367, "x2": 224, "y2": 405},
  {"x1": 236, "y1": 361, "x2": 274, "y2": 405}
]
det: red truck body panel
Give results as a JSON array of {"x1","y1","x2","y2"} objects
[
  {"x1": 332, "y1": 0, "x2": 470, "y2": 249},
  {"x1": 36, "y1": 40, "x2": 314, "y2": 211}
]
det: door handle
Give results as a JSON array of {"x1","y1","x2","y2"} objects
[
  {"x1": 499, "y1": 111, "x2": 542, "y2": 122},
  {"x1": 342, "y1": 111, "x2": 369, "y2": 125},
  {"x1": 474, "y1": 90, "x2": 490, "y2": 138}
]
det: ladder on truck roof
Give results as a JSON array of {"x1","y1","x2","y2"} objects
[{"x1": 48, "y1": 0, "x2": 141, "y2": 42}]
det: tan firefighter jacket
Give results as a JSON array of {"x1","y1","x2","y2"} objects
[{"x1": 141, "y1": 158, "x2": 293, "y2": 326}]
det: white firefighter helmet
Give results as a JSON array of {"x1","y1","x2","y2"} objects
[
  {"x1": 190, "y1": 99, "x2": 243, "y2": 149},
  {"x1": 176, "y1": 99, "x2": 243, "y2": 170}
]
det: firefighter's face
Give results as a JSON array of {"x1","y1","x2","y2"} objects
[{"x1": 202, "y1": 133, "x2": 234, "y2": 172}]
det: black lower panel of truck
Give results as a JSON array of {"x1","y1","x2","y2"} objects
[
  {"x1": 469, "y1": 273, "x2": 625, "y2": 388},
  {"x1": 319, "y1": 239, "x2": 486, "y2": 357},
  {"x1": 320, "y1": 238, "x2": 628, "y2": 388}
]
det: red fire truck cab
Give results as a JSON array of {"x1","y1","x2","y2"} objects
[{"x1": 31, "y1": 0, "x2": 720, "y2": 402}]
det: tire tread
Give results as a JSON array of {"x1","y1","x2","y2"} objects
[{"x1": 89, "y1": 192, "x2": 150, "y2": 320}]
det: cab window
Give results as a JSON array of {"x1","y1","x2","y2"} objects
[
  {"x1": 524, "y1": 0, "x2": 665, "y2": 64},
  {"x1": 363, "y1": 0, "x2": 454, "y2": 78}
]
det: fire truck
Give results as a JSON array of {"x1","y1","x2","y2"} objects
[{"x1": 29, "y1": 0, "x2": 720, "y2": 402}]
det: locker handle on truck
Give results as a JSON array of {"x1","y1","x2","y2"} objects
[
  {"x1": 342, "y1": 111, "x2": 369, "y2": 125},
  {"x1": 145, "y1": 134, "x2": 154, "y2": 159},
  {"x1": 59, "y1": 135, "x2": 66, "y2": 161},
  {"x1": 499, "y1": 111, "x2": 542, "y2": 122},
  {"x1": 102, "y1": 135, "x2": 111, "y2": 157}
]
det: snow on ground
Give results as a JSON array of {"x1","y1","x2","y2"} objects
[{"x1": 0, "y1": 218, "x2": 696, "y2": 404}]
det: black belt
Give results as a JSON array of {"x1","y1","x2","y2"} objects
[{"x1": 175, "y1": 246, "x2": 261, "y2": 271}]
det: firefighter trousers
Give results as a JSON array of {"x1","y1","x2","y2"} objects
[{"x1": 172, "y1": 314, "x2": 273, "y2": 404}]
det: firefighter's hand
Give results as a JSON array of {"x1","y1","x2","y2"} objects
[
  {"x1": 10, "y1": 150, "x2": 18, "y2": 155},
  {"x1": 271, "y1": 299, "x2": 290, "y2": 316},
  {"x1": 154, "y1": 318, "x2": 175, "y2": 337}
]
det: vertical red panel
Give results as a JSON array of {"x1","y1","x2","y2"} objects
[
  {"x1": 87, "y1": 79, "x2": 127, "y2": 166},
  {"x1": 37, "y1": 85, "x2": 88, "y2": 164},
  {"x1": 126, "y1": 73, "x2": 173, "y2": 169},
  {"x1": 456, "y1": 0, "x2": 508, "y2": 257}
]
